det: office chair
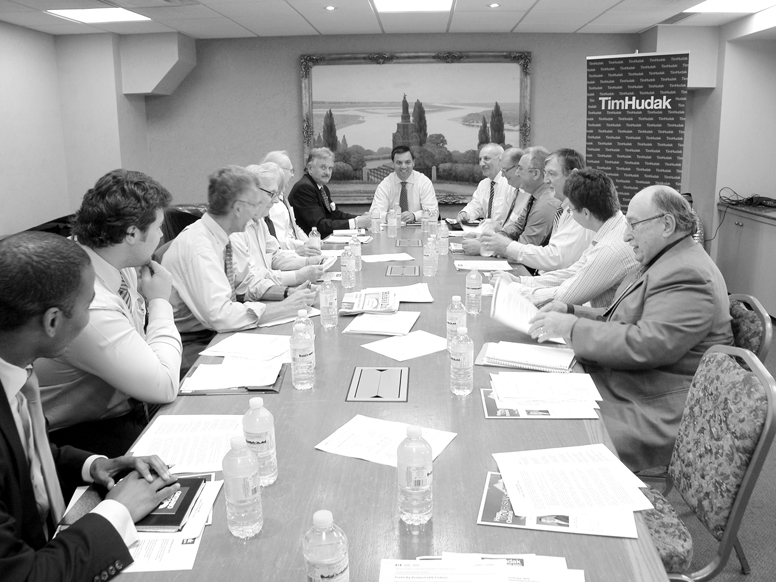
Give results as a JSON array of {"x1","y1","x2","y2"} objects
[
  {"x1": 729, "y1": 294, "x2": 772, "y2": 362},
  {"x1": 641, "y1": 345, "x2": 776, "y2": 581}
]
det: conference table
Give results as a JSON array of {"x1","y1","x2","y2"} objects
[{"x1": 129, "y1": 225, "x2": 668, "y2": 582}]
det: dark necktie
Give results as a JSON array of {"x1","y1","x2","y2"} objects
[
  {"x1": 224, "y1": 242, "x2": 236, "y2": 299},
  {"x1": 506, "y1": 194, "x2": 536, "y2": 240},
  {"x1": 604, "y1": 267, "x2": 646, "y2": 318},
  {"x1": 118, "y1": 274, "x2": 132, "y2": 311},
  {"x1": 399, "y1": 181, "x2": 408, "y2": 212},
  {"x1": 320, "y1": 186, "x2": 332, "y2": 212},
  {"x1": 264, "y1": 216, "x2": 277, "y2": 238},
  {"x1": 487, "y1": 180, "x2": 495, "y2": 219}
]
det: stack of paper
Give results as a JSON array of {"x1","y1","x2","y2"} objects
[
  {"x1": 326, "y1": 234, "x2": 373, "y2": 244},
  {"x1": 360, "y1": 283, "x2": 433, "y2": 303},
  {"x1": 490, "y1": 278, "x2": 563, "y2": 342},
  {"x1": 478, "y1": 342, "x2": 575, "y2": 372},
  {"x1": 342, "y1": 311, "x2": 420, "y2": 336},
  {"x1": 340, "y1": 290, "x2": 400, "y2": 315},
  {"x1": 332, "y1": 228, "x2": 366, "y2": 236},
  {"x1": 361, "y1": 253, "x2": 415, "y2": 263},
  {"x1": 488, "y1": 444, "x2": 652, "y2": 538},
  {"x1": 480, "y1": 372, "x2": 602, "y2": 419},
  {"x1": 454, "y1": 259, "x2": 512, "y2": 271}
]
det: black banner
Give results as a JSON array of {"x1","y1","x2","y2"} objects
[{"x1": 586, "y1": 53, "x2": 689, "y2": 209}]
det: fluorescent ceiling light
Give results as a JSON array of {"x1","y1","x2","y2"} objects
[
  {"x1": 47, "y1": 8, "x2": 150, "y2": 23},
  {"x1": 684, "y1": 0, "x2": 776, "y2": 13},
  {"x1": 374, "y1": 0, "x2": 453, "y2": 12}
]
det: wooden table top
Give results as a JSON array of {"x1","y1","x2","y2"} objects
[{"x1": 127, "y1": 225, "x2": 668, "y2": 582}]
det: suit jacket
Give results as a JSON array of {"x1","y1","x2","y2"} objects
[
  {"x1": 570, "y1": 237, "x2": 733, "y2": 471},
  {"x1": 287, "y1": 172, "x2": 355, "y2": 238},
  {"x1": 0, "y1": 379, "x2": 132, "y2": 582}
]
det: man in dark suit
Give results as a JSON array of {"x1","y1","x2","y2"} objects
[
  {"x1": 0, "y1": 232, "x2": 179, "y2": 582},
  {"x1": 288, "y1": 147, "x2": 370, "y2": 238},
  {"x1": 528, "y1": 186, "x2": 733, "y2": 471}
]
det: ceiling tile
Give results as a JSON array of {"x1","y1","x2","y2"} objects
[
  {"x1": 454, "y1": 0, "x2": 534, "y2": 10},
  {"x1": 161, "y1": 16, "x2": 254, "y2": 37},
  {"x1": 89, "y1": 19, "x2": 175, "y2": 32},
  {"x1": 287, "y1": 0, "x2": 381, "y2": 35},
  {"x1": 209, "y1": 0, "x2": 318, "y2": 35},
  {"x1": 129, "y1": 4, "x2": 222, "y2": 20},
  {"x1": 12, "y1": 0, "x2": 107, "y2": 8},
  {"x1": 576, "y1": 22, "x2": 649, "y2": 33},
  {"x1": 379, "y1": 12, "x2": 449, "y2": 33},
  {"x1": 679, "y1": 12, "x2": 745, "y2": 26},
  {"x1": 26, "y1": 20, "x2": 104, "y2": 32},
  {"x1": 0, "y1": 10, "x2": 74, "y2": 24},
  {"x1": 0, "y1": 1, "x2": 36, "y2": 13},
  {"x1": 449, "y1": 10, "x2": 525, "y2": 32}
]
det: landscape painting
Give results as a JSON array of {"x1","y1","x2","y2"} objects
[{"x1": 301, "y1": 53, "x2": 531, "y2": 187}]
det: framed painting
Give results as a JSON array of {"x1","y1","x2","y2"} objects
[{"x1": 300, "y1": 52, "x2": 531, "y2": 189}]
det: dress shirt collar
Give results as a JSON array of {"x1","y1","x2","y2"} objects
[
  {"x1": 81, "y1": 245, "x2": 122, "y2": 296},
  {"x1": 393, "y1": 171, "x2": 416, "y2": 185},
  {"x1": 202, "y1": 212, "x2": 231, "y2": 248},
  {"x1": 592, "y1": 211, "x2": 625, "y2": 245},
  {"x1": 0, "y1": 355, "x2": 29, "y2": 404},
  {"x1": 560, "y1": 198, "x2": 571, "y2": 211},
  {"x1": 492, "y1": 173, "x2": 507, "y2": 186}
]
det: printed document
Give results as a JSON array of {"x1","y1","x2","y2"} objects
[
  {"x1": 490, "y1": 278, "x2": 563, "y2": 343},
  {"x1": 362, "y1": 330, "x2": 447, "y2": 362},
  {"x1": 361, "y1": 253, "x2": 415, "y2": 262},
  {"x1": 199, "y1": 333, "x2": 289, "y2": 360},
  {"x1": 361, "y1": 282, "x2": 434, "y2": 303},
  {"x1": 315, "y1": 414, "x2": 456, "y2": 467},
  {"x1": 180, "y1": 357, "x2": 282, "y2": 392},
  {"x1": 342, "y1": 311, "x2": 420, "y2": 336},
  {"x1": 454, "y1": 260, "x2": 512, "y2": 271},
  {"x1": 480, "y1": 389, "x2": 600, "y2": 420},
  {"x1": 130, "y1": 415, "x2": 242, "y2": 473},
  {"x1": 340, "y1": 290, "x2": 400, "y2": 314},
  {"x1": 258, "y1": 307, "x2": 320, "y2": 328},
  {"x1": 490, "y1": 372, "x2": 602, "y2": 401}
]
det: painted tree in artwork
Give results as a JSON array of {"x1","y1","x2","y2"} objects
[
  {"x1": 477, "y1": 116, "x2": 489, "y2": 147},
  {"x1": 341, "y1": 135, "x2": 349, "y2": 151},
  {"x1": 323, "y1": 109, "x2": 338, "y2": 151},
  {"x1": 314, "y1": 133, "x2": 325, "y2": 147},
  {"x1": 412, "y1": 100, "x2": 428, "y2": 146},
  {"x1": 490, "y1": 102, "x2": 505, "y2": 145}
]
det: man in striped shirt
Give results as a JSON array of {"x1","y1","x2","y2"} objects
[{"x1": 495, "y1": 169, "x2": 638, "y2": 308}]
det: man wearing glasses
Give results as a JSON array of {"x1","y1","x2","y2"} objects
[
  {"x1": 163, "y1": 166, "x2": 316, "y2": 370},
  {"x1": 528, "y1": 185, "x2": 733, "y2": 471}
]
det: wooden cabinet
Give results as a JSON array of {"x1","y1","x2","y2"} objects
[{"x1": 716, "y1": 206, "x2": 776, "y2": 316}]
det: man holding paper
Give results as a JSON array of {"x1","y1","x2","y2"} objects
[{"x1": 527, "y1": 186, "x2": 733, "y2": 471}]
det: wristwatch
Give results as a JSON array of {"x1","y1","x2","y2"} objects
[{"x1": 283, "y1": 287, "x2": 290, "y2": 299}]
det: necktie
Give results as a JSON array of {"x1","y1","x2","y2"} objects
[
  {"x1": 487, "y1": 180, "x2": 495, "y2": 219},
  {"x1": 285, "y1": 200, "x2": 298, "y2": 240},
  {"x1": 118, "y1": 274, "x2": 132, "y2": 310},
  {"x1": 604, "y1": 267, "x2": 646, "y2": 318},
  {"x1": 399, "y1": 181, "x2": 408, "y2": 212},
  {"x1": 18, "y1": 369, "x2": 66, "y2": 529},
  {"x1": 551, "y1": 206, "x2": 565, "y2": 235},
  {"x1": 264, "y1": 216, "x2": 277, "y2": 238},
  {"x1": 320, "y1": 186, "x2": 332, "y2": 212},
  {"x1": 506, "y1": 194, "x2": 536, "y2": 240},
  {"x1": 224, "y1": 242, "x2": 236, "y2": 299}
]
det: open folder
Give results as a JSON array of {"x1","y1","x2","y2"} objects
[{"x1": 476, "y1": 342, "x2": 576, "y2": 373}]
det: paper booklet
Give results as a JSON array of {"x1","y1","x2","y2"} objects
[
  {"x1": 340, "y1": 290, "x2": 400, "y2": 315},
  {"x1": 476, "y1": 342, "x2": 576, "y2": 373},
  {"x1": 490, "y1": 278, "x2": 564, "y2": 344}
]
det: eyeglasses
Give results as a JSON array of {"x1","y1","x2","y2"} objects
[
  {"x1": 544, "y1": 169, "x2": 562, "y2": 179},
  {"x1": 518, "y1": 166, "x2": 541, "y2": 174},
  {"x1": 625, "y1": 213, "x2": 666, "y2": 230},
  {"x1": 235, "y1": 199, "x2": 261, "y2": 210},
  {"x1": 501, "y1": 166, "x2": 516, "y2": 175},
  {"x1": 282, "y1": 166, "x2": 295, "y2": 177},
  {"x1": 258, "y1": 187, "x2": 280, "y2": 200}
]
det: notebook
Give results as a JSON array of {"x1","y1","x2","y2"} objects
[{"x1": 476, "y1": 342, "x2": 576, "y2": 373}]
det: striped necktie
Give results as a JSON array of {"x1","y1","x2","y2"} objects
[
  {"x1": 224, "y1": 241, "x2": 236, "y2": 299},
  {"x1": 507, "y1": 194, "x2": 536, "y2": 240},
  {"x1": 399, "y1": 181, "x2": 408, "y2": 212},
  {"x1": 487, "y1": 180, "x2": 495, "y2": 219},
  {"x1": 118, "y1": 274, "x2": 132, "y2": 311},
  {"x1": 551, "y1": 206, "x2": 565, "y2": 235}
]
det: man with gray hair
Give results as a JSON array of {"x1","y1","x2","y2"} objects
[
  {"x1": 163, "y1": 166, "x2": 316, "y2": 368},
  {"x1": 288, "y1": 147, "x2": 370, "y2": 238},
  {"x1": 457, "y1": 143, "x2": 515, "y2": 227},
  {"x1": 261, "y1": 150, "x2": 319, "y2": 255},
  {"x1": 528, "y1": 185, "x2": 733, "y2": 471},
  {"x1": 231, "y1": 162, "x2": 325, "y2": 293}
]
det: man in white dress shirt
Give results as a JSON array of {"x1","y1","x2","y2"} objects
[
  {"x1": 457, "y1": 143, "x2": 517, "y2": 228},
  {"x1": 164, "y1": 165, "x2": 316, "y2": 370},
  {"x1": 233, "y1": 163, "x2": 325, "y2": 291},
  {"x1": 482, "y1": 148, "x2": 593, "y2": 275},
  {"x1": 0, "y1": 231, "x2": 178, "y2": 582},
  {"x1": 368, "y1": 145, "x2": 438, "y2": 224},
  {"x1": 261, "y1": 150, "x2": 320, "y2": 257},
  {"x1": 37, "y1": 170, "x2": 182, "y2": 458}
]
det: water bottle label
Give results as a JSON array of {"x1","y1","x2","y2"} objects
[
  {"x1": 245, "y1": 429, "x2": 274, "y2": 454},
  {"x1": 225, "y1": 471, "x2": 260, "y2": 502},
  {"x1": 293, "y1": 349, "x2": 315, "y2": 364},
  {"x1": 321, "y1": 293, "x2": 337, "y2": 308},
  {"x1": 450, "y1": 350, "x2": 472, "y2": 367},
  {"x1": 307, "y1": 555, "x2": 349, "y2": 582},
  {"x1": 399, "y1": 464, "x2": 433, "y2": 489},
  {"x1": 467, "y1": 284, "x2": 482, "y2": 292}
]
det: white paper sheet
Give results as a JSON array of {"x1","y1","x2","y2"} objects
[
  {"x1": 258, "y1": 307, "x2": 321, "y2": 328},
  {"x1": 315, "y1": 414, "x2": 456, "y2": 467},
  {"x1": 361, "y1": 253, "x2": 415, "y2": 263},
  {"x1": 492, "y1": 444, "x2": 652, "y2": 515},
  {"x1": 439, "y1": 553, "x2": 584, "y2": 582},
  {"x1": 454, "y1": 260, "x2": 513, "y2": 271},
  {"x1": 483, "y1": 390, "x2": 600, "y2": 420},
  {"x1": 362, "y1": 330, "x2": 447, "y2": 362},
  {"x1": 321, "y1": 249, "x2": 345, "y2": 258},
  {"x1": 130, "y1": 415, "x2": 243, "y2": 473},
  {"x1": 342, "y1": 311, "x2": 420, "y2": 336},
  {"x1": 199, "y1": 333, "x2": 290, "y2": 359},
  {"x1": 379, "y1": 560, "x2": 510, "y2": 582},
  {"x1": 180, "y1": 357, "x2": 282, "y2": 392},
  {"x1": 362, "y1": 283, "x2": 434, "y2": 303},
  {"x1": 326, "y1": 235, "x2": 372, "y2": 243},
  {"x1": 490, "y1": 372, "x2": 602, "y2": 402},
  {"x1": 332, "y1": 228, "x2": 366, "y2": 236}
]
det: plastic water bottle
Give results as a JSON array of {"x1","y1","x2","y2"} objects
[
  {"x1": 437, "y1": 221, "x2": 449, "y2": 256},
  {"x1": 446, "y1": 295, "x2": 467, "y2": 351},
  {"x1": 341, "y1": 245, "x2": 355, "y2": 289},
  {"x1": 450, "y1": 326, "x2": 474, "y2": 396},
  {"x1": 430, "y1": 234, "x2": 439, "y2": 275},
  {"x1": 243, "y1": 397, "x2": 277, "y2": 486},
  {"x1": 291, "y1": 323, "x2": 315, "y2": 390},
  {"x1": 429, "y1": 216, "x2": 438, "y2": 237},
  {"x1": 320, "y1": 275, "x2": 338, "y2": 329},
  {"x1": 370, "y1": 208, "x2": 381, "y2": 232},
  {"x1": 222, "y1": 436, "x2": 263, "y2": 538},
  {"x1": 397, "y1": 425, "x2": 433, "y2": 525},
  {"x1": 295, "y1": 309, "x2": 315, "y2": 367},
  {"x1": 308, "y1": 227, "x2": 321, "y2": 250},
  {"x1": 465, "y1": 269, "x2": 482, "y2": 314},
  {"x1": 480, "y1": 219, "x2": 495, "y2": 257},
  {"x1": 387, "y1": 206, "x2": 398, "y2": 238},
  {"x1": 421, "y1": 209, "x2": 430, "y2": 233},
  {"x1": 349, "y1": 234, "x2": 362, "y2": 272},
  {"x1": 422, "y1": 235, "x2": 437, "y2": 277},
  {"x1": 303, "y1": 510, "x2": 349, "y2": 582}
]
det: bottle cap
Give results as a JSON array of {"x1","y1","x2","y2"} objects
[
  {"x1": 313, "y1": 510, "x2": 333, "y2": 528},
  {"x1": 230, "y1": 435, "x2": 248, "y2": 449},
  {"x1": 298, "y1": 309, "x2": 307, "y2": 317},
  {"x1": 249, "y1": 397, "x2": 264, "y2": 409},
  {"x1": 452, "y1": 295, "x2": 461, "y2": 302},
  {"x1": 457, "y1": 326, "x2": 468, "y2": 335},
  {"x1": 406, "y1": 425, "x2": 423, "y2": 438}
]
